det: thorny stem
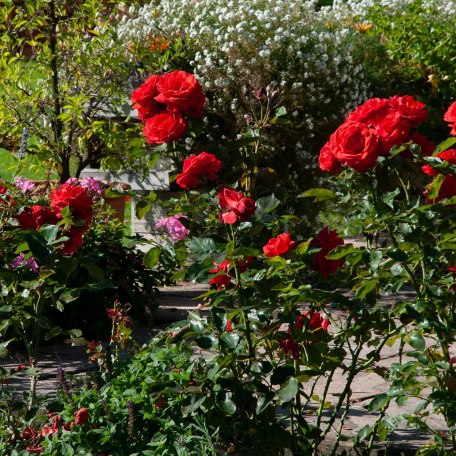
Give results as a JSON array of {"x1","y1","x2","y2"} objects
[{"x1": 330, "y1": 386, "x2": 353, "y2": 456}]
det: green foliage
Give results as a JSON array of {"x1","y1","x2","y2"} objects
[
  {"x1": 355, "y1": 0, "x2": 456, "y2": 139},
  {"x1": 0, "y1": 0, "x2": 161, "y2": 182}
]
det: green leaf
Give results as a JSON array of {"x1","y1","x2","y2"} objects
[
  {"x1": 135, "y1": 200, "x2": 151, "y2": 220},
  {"x1": 275, "y1": 106, "x2": 287, "y2": 117},
  {"x1": 426, "y1": 174, "x2": 445, "y2": 200},
  {"x1": 368, "y1": 393, "x2": 390, "y2": 412},
  {"x1": 277, "y1": 377, "x2": 299, "y2": 403},
  {"x1": 271, "y1": 365, "x2": 295, "y2": 385},
  {"x1": 434, "y1": 137, "x2": 456, "y2": 154},
  {"x1": 24, "y1": 232, "x2": 53, "y2": 264},
  {"x1": 221, "y1": 332, "x2": 240, "y2": 349},
  {"x1": 254, "y1": 194, "x2": 281, "y2": 219},
  {"x1": 298, "y1": 188, "x2": 336, "y2": 202},
  {"x1": 408, "y1": 333, "x2": 426, "y2": 352},
  {"x1": 59, "y1": 288, "x2": 80, "y2": 304},
  {"x1": 181, "y1": 395, "x2": 206, "y2": 417},
  {"x1": 82, "y1": 262, "x2": 104, "y2": 280},
  {"x1": 221, "y1": 393, "x2": 237, "y2": 415},
  {"x1": 356, "y1": 424, "x2": 373, "y2": 443},
  {"x1": 195, "y1": 335, "x2": 217, "y2": 349},
  {"x1": 144, "y1": 247, "x2": 160, "y2": 268},
  {"x1": 325, "y1": 244, "x2": 360, "y2": 260},
  {"x1": 256, "y1": 394, "x2": 274, "y2": 415},
  {"x1": 187, "y1": 237, "x2": 218, "y2": 261}
]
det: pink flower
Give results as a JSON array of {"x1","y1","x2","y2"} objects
[
  {"x1": 155, "y1": 214, "x2": 190, "y2": 241},
  {"x1": 65, "y1": 178, "x2": 79, "y2": 185},
  {"x1": 14, "y1": 176, "x2": 35, "y2": 193},
  {"x1": 80, "y1": 177, "x2": 104, "y2": 195},
  {"x1": 10, "y1": 253, "x2": 39, "y2": 273}
]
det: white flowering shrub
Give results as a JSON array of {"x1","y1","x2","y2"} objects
[{"x1": 117, "y1": 0, "x2": 369, "y2": 161}]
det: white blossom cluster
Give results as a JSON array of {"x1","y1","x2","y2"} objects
[
  {"x1": 116, "y1": 0, "x2": 370, "y2": 145},
  {"x1": 322, "y1": 0, "x2": 456, "y2": 22}
]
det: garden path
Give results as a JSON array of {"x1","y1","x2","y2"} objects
[{"x1": 2, "y1": 237, "x2": 454, "y2": 455}]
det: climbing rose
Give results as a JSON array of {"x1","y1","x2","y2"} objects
[
  {"x1": 142, "y1": 110, "x2": 188, "y2": 144},
  {"x1": 218, "y1": 187, "x2": 256, "y2": 224},
  {"x1": 155, "y1": 71, "x2": 205, "y2": 118},
  {"x1": 263, "y1": 233, "x2": 297, "y2": 257},
  {"x1": 444, "y1": 101, "x2": 456, "y2": 135},
  {"x1": 311, "y1": 227, "x2": 344, "y2": 278},
  {"x1": 75, "y1": 408, "x2": 90, "y2": 425},
  {"x1": 176, "y1": 152, "x2": 222, "y2": 189}
]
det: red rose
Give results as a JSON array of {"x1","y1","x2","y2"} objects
[
  {"x1": 50, "y1": 184, "x2": 93, "y2": 228},
  {"x1": 142, "y1": 110, "x2": 188, "y2": 144},
  {"x1": 17, "y1": 205, "x2": 57, "y2": 230},
  {"x1": 176, "y1": 152, "x2": 222, "y2": 189},
  {"x1": 263, "y1": 233, "x2": 296, "y2": 257},
  {"x1": 209, "y1": 260, "x2": 232, "y2": 289},
  {"x1": 311, "y1": 227, "x2": 344, "y2": 278},
  {"x1": 346, "y1": 97, "x2": 413, "y2": 154},
  {"x1": 389, "y1": 95, "x2": 429, "y2": 127},
  {"x1": 75, "y1": 407, "x2": 90, "y2": 425},
  {"x1": 26, "y1": 446, "x2": 44, "y2": 454},
  {"x1": 294, "y1": 311, "x2": 330, "y2": 333},
  {"x1": 225, "y1": 320, "x2": 233, "y2": 332},
  {"x1": 59, "y1": 228, "x2": 85, "y2": 255},
  {"x1": 422, "y1": 149, "x2": 456, "y2": 177},
  {"x1": 444, "y1": 101, "x2": 456, "y2": 135},
  {"x1": 218, "y1": 187, "x2": 256, "y2": 224},
  {"x1": 155, "y1": 71, "x2": 205, "y2": 118},
  {"x1": 329, "y1": 121, "x2": 381, "y2": 172},
  {"x1": 279, "y1": 335, "x2": 299, "y2": 360},
  {"x1": 318, "y1": 141, "x2": 342, "y2": 173},
  {"x1": 131, "y1": 74, "x2": 163, "y2": 121}
]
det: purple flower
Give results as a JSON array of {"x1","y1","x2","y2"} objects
[
  {"x1": 14, "y1": 177, "x2": 35, "y2": 193},
  {"x1": 80, "y1": 177, "x2": 104, "y2": 195},
  {"x1": 18, "y1": 128, "x2": 29, "y2": 159},
  {"x1": 156, "y1": 214, "x2": 189, "y2": 242},
  {"x1": 10, "y1": 253, "x2": 39, "y2": 273},
  {"x1": 65, "y1": 178, "x2": 79, "y2": 185}
]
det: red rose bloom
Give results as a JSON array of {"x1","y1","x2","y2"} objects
[
  {"x1": 311, "y1": 227, "x2": 344, "y2": 278},
  {"x1": 17, "y1": 205, "x2": 57, "y2": 230},
  {"x1": 218, "y1": 187, "x2": 256, "y2": 224},
  {"x1": 318, "y1": 141, "x2": 342, "y2": 173},
  {"x1": 444, "y1": 101, "x2": 456, "y2": 135},
  {"x1": 75, "y1": 407, "x2": 90, "y2": 425},
  {"x1": 50, "y1": 183, "x2": 93, "y2": 228},
  {"x1": 345, "y1": 96, "x2": 423, "y2": 154},
  {"x1": 423, "y1": 151, "x2": 456, "y2": 202},
  {"x1": 209, "y1": 260, "x2": 232, "y2": 289},
  {"x1": 142, "y1": 110, "x2": 188, "y2": 144},
  {"x1": 389, "y1": 95, "x2": 429, "y2": 127},
  {"x1": 131, "y1": 74, "x2": 163, "y2": 121},
  {"x1": 263, "y1": 233, "x2": 297, "y2": 257},
  {"x1": 279, "y1": 335, "x2": 299, "y2": 360},
  {"x1": 294, "y1": 311, "x2": 330, "y2": 333},
  {"x1": 155, "y1": 71, "x2": 205, "y2": 118},
  {"x1": 176, "y1": 152, "x2": 222, "y2": 189},
  {"x1": 329, "y1": 121, "x2": 381, "y2": 171}
]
